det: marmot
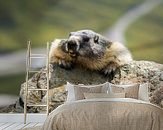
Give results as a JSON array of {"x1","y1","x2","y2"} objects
[{"x1": 49, "y1": 30, "x2": 133, "y2": 77}]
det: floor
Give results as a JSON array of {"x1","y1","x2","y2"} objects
[
  {"x1": 0, "y1": 113, "x2": 46, "y2": 130},
  {"x1": 0, "y1": 122, "x2": 43, "y2": 130}
]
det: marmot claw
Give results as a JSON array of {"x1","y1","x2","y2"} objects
[
  {"x1": 101, "y1": 62, "x2": 119, "y2": 78},
  {"x1": 58, "y1": 59, "x2": 73, "y2": 70}
]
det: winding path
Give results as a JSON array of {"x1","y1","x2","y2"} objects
[
  {"x1": 0, "y1": 95, "x2": 18, "y2": 106},
  {"x1": 0, "y1": 48, "x2": 46, "y2": 76},
  {"x1": 104, "y1": 0, "x2": 162, "y2": 44}
]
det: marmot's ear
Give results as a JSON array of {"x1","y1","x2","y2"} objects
[
  {"x1": 94, "y1": 35, "x2": 99, "y2": 43},
  {"x1": 69, "y1": 32, "x2": 74, "y2": 37}
]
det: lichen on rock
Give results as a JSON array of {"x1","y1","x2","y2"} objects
[{"x1": 1, "y1": 60, "x2": 162, "y2": 113}]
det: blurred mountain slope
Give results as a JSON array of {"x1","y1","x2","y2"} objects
[
  {"x1": 0, "y1": 0, "x2": 142, "y2": 53},
  {"x1": 126, "y1": 4, "x2": 163, "y2": 63}
]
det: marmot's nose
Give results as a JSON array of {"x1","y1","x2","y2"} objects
[
  {"x1": 66, "y1": 41, "x2": 78, "y2": 56},
  {"x1": 67, "y1": 40, "x2": 80, "y2": 51},
  {"x1": 67, "y1": 41, "x2": 76, "y2": 49}
]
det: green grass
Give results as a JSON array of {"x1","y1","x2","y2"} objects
[
  {"x1": 126, "y1": 4, "x2": 163, "y2": 64},
  {"x1": 0, "y1": 74, "x2": 25, "y2": 95},
  {"x1": 0, "y1": 0, "x2": 143, "y2": 53}
]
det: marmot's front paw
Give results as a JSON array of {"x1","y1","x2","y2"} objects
[
  {"x1": 101, "y1": 62, "x2": 119, "y2": 78},
  {"x1": 58, "y1": 59, "x2": 74, "y2": 70}
]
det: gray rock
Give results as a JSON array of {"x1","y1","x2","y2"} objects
[{"x1": 1, "y1": 60, "x2": 163, "y2": 113}]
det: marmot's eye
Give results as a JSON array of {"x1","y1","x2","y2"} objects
[
  {"x1": 94, "y1": 35, "x2": 99, "y2": 43},
  {"x1": 83, "y1": 35, "x2": 90, "y2": 42}
]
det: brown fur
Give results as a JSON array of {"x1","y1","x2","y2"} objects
[{"x1": 76, "y1": 42, "x2": 131, "y2": 71}]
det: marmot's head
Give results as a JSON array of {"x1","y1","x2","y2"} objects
[{"x1": 61, "y1": 30, "x2": 111, "y2": 58}]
